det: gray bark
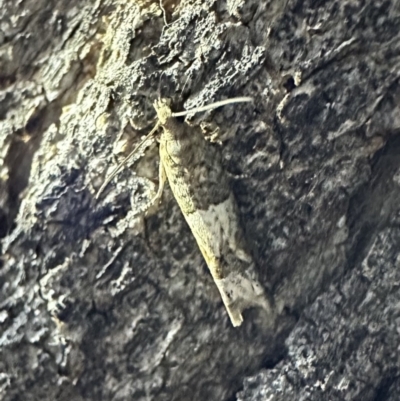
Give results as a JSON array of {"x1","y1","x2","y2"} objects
[{"x1": 1, "y1": 0, "x2": 399, "y2": 400}]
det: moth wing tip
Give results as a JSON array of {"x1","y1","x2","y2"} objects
[{"x1": 227, "y1": 308, "x2": 244, "y2": 327}]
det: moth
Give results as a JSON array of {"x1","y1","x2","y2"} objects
[{"x1": 97, "y1": 97, "x2": 272, "y2": 326}]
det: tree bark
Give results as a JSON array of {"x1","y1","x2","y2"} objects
[{"x1": 1, "y1": 1, "x2": 399, "y2": 400}]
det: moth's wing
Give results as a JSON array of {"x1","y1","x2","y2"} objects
[
  {"x1": 160, "y1": 126, "x2": 271, "y2": 326},
  {"x1": 184, "y1": 193, "x2": 270, "y2": 323}
]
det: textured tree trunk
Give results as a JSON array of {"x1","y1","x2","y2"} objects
[{"x1": 1, "y1": 1, "x2": 399, "y2": 400}]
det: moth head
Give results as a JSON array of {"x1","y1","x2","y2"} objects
[{"x1": 153, "y1": 98, "x2": 172, "y2": 125}]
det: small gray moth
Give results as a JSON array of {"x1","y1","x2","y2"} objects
[{"x1": 97, "y1": 97, "x2": 272, "y2": 327}]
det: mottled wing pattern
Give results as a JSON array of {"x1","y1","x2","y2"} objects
[{"x1": 154, "y1": 99, "x2": 271, "y2": 326}]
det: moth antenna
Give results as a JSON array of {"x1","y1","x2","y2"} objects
[
  {"x1": 159, "y1": 0, "x2": 168, "y2": 25},
  {"x1": 172, "y1": 97, "x2": 253, "y2": 117},
  {"x1": 96, "y1": 121, "x2": 160, "y2": 200}
]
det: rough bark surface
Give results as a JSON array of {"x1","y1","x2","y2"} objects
[{"x1": 0, "y1": 0, "x2": 399, "y2": 401}]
